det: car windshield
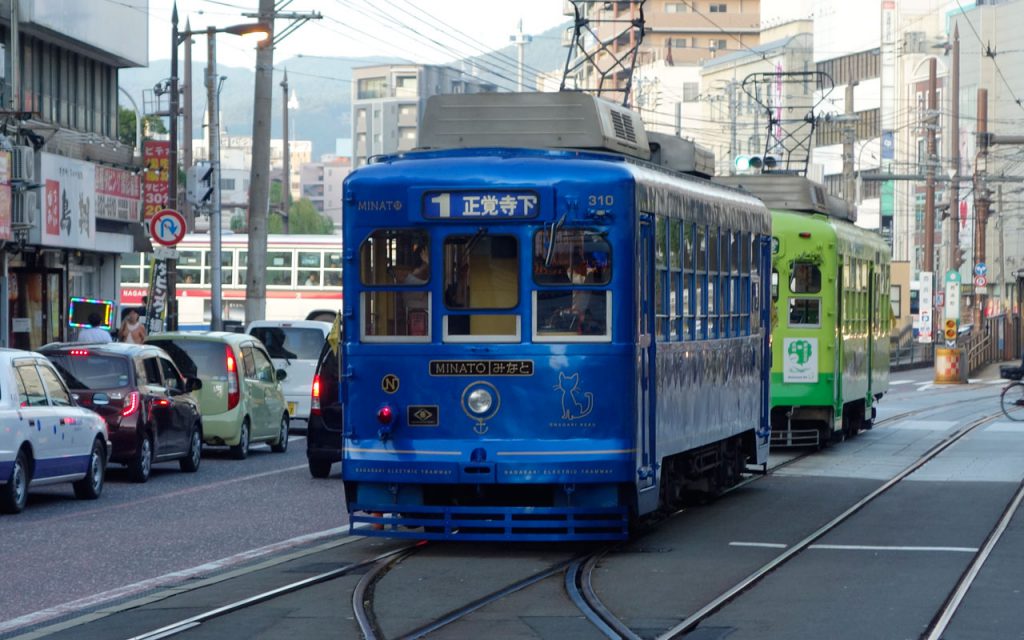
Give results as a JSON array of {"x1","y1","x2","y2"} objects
[
  {"x1": 47, "y1": 353, "x2": 131, "y2": 390},
  {"x1": 250, "y1": 327, "x2": 325, "y2": 360},
  {"x1": 149, "y1": 340, "x2": 228, "y2": 380}
]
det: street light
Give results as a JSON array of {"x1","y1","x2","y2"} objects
[{"x1": 168, "y1": 2, "x2": 270, "y2": 331}]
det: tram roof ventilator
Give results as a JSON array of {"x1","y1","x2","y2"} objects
[
  {"x1": 418, "y1": 92, "x2": 715, "y2": 178},
  {"x1": 714, "y1": 174, "x2": 858, "y2": 224}
]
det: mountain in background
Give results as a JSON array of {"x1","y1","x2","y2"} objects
[{"x1": 120, "y1": 22, "x2": 570, "y2": 160}]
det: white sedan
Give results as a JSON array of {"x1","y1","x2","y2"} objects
[{"x1": 0, "y1": 349, "x2": 110, "y2": 514}]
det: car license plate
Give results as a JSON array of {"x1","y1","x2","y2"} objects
[{"x1": 288, "y1": 402, "x2": 296, "y2": 416}]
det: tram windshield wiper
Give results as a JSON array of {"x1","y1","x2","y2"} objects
[{"x1": 543, "y1": 212, "x2": 567, "y2": 267}]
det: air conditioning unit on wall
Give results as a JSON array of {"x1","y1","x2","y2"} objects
[{"x1": 12, "y1": 146, "x2": 36, "y2": 182}]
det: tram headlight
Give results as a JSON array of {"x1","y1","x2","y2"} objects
[{"x1": 467, "y1": 388, "x2": 493, "y2": 415}]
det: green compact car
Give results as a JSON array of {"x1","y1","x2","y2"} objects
[{"x1": 146, "y1": 332, "x2": 289, "y2": 459}]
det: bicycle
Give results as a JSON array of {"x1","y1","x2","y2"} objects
[{"x1": 999, "y1": 364, "x2": 1024, "y2": 421}]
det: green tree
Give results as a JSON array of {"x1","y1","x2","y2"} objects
[
  {"x1": 230, "y1": 213, "x2": 247, "y2": 233},
  {"x1": 118, "y1": 106, "x2": 167, "y2": 148},
  {"x1": 269, "y1": 197, "x2": 335, "y2": 235}
]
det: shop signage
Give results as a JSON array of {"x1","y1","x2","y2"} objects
[
  {"x1": 95, "y1": 165, "x2": 142, "y2": 223},
  {"x1": 39, "y1": 153, "x2": 97, "y2": 250},
  {"x1": 0, "y1": 151, "x2": 11, "y2": 241},
  {"x1": 142, "y1": 141, "x2": 170, "y2": 222}
]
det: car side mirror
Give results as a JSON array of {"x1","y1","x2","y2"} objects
[
  {"x1": 186, "y1": 377, "x2": 203, "y2": 392},
  {"x1": 276, "y1": 368, "x2": 287, "y2": 382}
]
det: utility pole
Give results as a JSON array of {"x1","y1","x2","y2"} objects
[
  {"x1": 998, "y1": 184, "x2": 1005, "y2": 311},
  {"x1": 182, "y1": 19, "x2": 194, "y2": 231},
  {"x1": 281, "y1": 69, "x2": 290, "y2": 234},
  {"x1": 244, "y1": 0, "x2": 275, "y2": 325},
  {"x1": 843, "y1": 83, "x2": 857, "y2": 204},
  {"x1": 167, "y1": 4, "x2": 180, "y2": 331},
  {"x1": 510, "y1": 19, "x2": 532, "y2": 92},
  {"x1": 948, "y1": 26, "x2": 961, "y2": 275},
  {"x1": 242, "y1": 2, "x2": 321, "y2": 324},
  {"x1": 207, "y1": 27, "x2": 223, "y2": 331},
  {"x1": 975, "y1": 88, "x2": 990, "y2": 325},
  {"x1": 924, "y1": 58, "x2": 937, "y2": 274}
]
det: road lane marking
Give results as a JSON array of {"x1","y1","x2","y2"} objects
[
  {"x1": 729, "y1": 542, "x2": 788, "y2": 549},
  {"x1": 0, "y1": 526, "x2": 354, "y2": 636}
]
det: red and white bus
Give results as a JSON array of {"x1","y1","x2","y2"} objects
[{"x1": 120, "y1": 233, "x2": 343, "y2": 329}]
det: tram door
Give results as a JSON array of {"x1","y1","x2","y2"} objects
[{"x1": 637, "y1": 217, "x2": 656, "y2": 502}]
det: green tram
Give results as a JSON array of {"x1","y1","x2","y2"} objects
[{"x1": 717, "y1": 176, "x2": 891, "y2": 446}]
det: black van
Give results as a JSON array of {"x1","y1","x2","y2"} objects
[{"x1": 307, "y1": 340, "x2": 343, "y2": 478}]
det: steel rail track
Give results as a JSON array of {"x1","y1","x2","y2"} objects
[
  {"x1": 123, "y1": 543, "x2": 424, "y2": 640},
  {"x1": 923, "y1": 478, "x2": 1024, "y2": 640},
  {"x1": 653, "y1": 408, "x2": 1005, "y2": 639}
]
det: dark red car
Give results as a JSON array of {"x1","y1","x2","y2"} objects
[{"x1": 41, "y1": 343, "x2": 204, "y2": 483}]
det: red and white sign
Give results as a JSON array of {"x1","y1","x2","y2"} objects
[
  {"x1": 974, "y1": 275, "x2": 987, "y2": 288},
  {"x1": 149, "y1": 209, "x2": 186, "y2": 247},
  {"x1": 40, "y1": 152, "x2": 97, "y2": 250},
  {"x1": 142, "y1": 140, "x2": 170, "y2": 222},
  {"x1": 95, "y1": 165, "x2": 142, "y2": 223},
  {"x1": 0, "y1": 151, "x2": 11, "y2": 241}
]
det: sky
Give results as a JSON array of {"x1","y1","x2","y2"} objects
[{"x1": 147, "y1": 0, "x2": 570, "y2": 69}]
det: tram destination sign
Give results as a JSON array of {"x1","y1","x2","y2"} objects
[
  {"x1": 423, "y1": 190, "x2": 539, "y2": 219},
  {"x1": 429, "y1": 360, "x2": 534, "y2": 376}
]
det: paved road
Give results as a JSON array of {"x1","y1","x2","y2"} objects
[
  {"x1": 0, "y1": 437, "x2": 345, "y2": 636},
  {"x1": 6, "y1": 364, "x2": 1024, "y2": 640}
]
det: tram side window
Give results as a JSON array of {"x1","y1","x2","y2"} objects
[
  {"x1": 359, "y1": 229, "x2": 431, "y2": 341},
  {"x1": 669, "y1": 219, "x2": 682, "y2": 339},
  {"x1": 683, "y1": 222, "x2": 695, "y2": 340},
  {"x1": 655, "y1": 217, "x2": 668, "y2": 339},
  {"x1": 267, "y1": 251, "x2": 293, "y2": 286},
  {"x1": 443, "y1": 234, "x2": 519, "y2": 340},
  {"x1": 532, "y1": 229, "x2": 611, "y2": 341}
]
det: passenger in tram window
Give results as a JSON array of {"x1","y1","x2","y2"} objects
[
  {"x1": 403, "y1": 243, "x2": 430, "y2": 313},
  {"x1": 305, "y1": 273, "x2": 319, "y2": 287}
]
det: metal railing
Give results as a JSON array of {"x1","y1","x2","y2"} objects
[{"x1": 890, "y1": 323, "x2": 934, "y2": 370}]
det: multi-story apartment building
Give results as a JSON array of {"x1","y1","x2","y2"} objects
[
  {"x1": 1, "y1": 2, "x2": 148, "y2": 349},
  {"x1": 351, "y1": 64, "x2": 496, "y2": 167},
  {"x1": 299, "y1": 157, "x2": 350, "y2": 229},
  {"x1": 563, "y1": 0, "x2": 761, "y2": 99}
]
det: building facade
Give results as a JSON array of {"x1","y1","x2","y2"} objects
[
  {"x1": 1, "y1": 2, "x2": 148, "y2": 349},
  {"x1": 299, "y1": 157, "x2": 350, "y2": 229},
  {"x1": 351, "y1": 64, "x2": 496, "y2": 167}
]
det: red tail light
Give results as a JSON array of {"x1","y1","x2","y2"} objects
[
  {"x1": 377, "y1": 405, "x2": 394, "y2": 425},
  {"x1": 154, "y1": 398, "x2": 171, "y2": 408},
  {"x1": 226, "y1": 346, "x2": 240, "y2": 410},
  {"x1": 70, "y1": 349, "x2": 89, "y2": 356},
  {"x1": 121, "y1": 391, "x2": 141, "y2": 417},
  {"x1": 311, "y1": 374, "x2": 322, "y2": 416}
]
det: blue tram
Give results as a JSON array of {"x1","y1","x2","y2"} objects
[{"x1": 340, "y1": 93, "x2": 772, "y2": 541}]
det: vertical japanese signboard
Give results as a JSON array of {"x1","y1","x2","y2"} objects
[
  {"x1": 143, "y1": 140, "x2": 170, "y2": 222},
  {"x1": 916, "y1": 272, "x2": 933, "y2": 343},
  {"x1": 0, "y1": 151, "x2": 11, "y2": 241}
]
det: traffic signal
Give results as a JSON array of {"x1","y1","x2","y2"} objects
[
  {"x1": 186, "y1": 162, "x2": 214, "y2": 207},
  {"x1": 954, "y1": 248, "x2": 967, "y2": 268}
]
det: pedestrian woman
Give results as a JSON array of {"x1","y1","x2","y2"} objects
[{"x1": 119, "y1": 308, "x2": 147, "y2": 344}]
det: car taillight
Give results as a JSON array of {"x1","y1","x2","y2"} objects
[
  {"x1": 121, "y1": 391, "x2": 141, "y2": 417},
  {"x1": 226, "y1": 346, "x2": 240, "y2": 410},
  {"x1": 70, "y1": 349, "x2": 89, "y2": 356},
  {"x1": 311, "y1": 374, "x2": 322, "y2": 416}
]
